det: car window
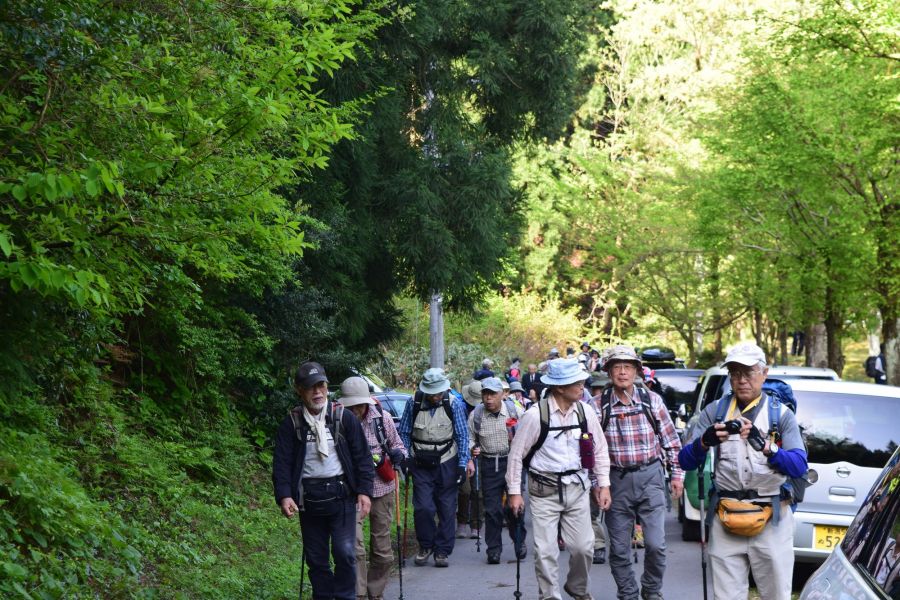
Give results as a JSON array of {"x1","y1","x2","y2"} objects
[
  {"x1": 841, "y1": 451, "x2": 900, "y2": 598},
  {"x1": 655, "y1": 375, "x2": 702, "y2": 412},
  {"x1": 794, "y1": 391, "x2": 900, "y2": 468},
  {"x1": 698, "y1": 375, "x2": 726, "y2": 413}
]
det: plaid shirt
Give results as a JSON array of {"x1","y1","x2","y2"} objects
[
  {"x1": 598, "y1": 387, "x2": 684, "y2": 482},
  {"x1": 467, "y1": 401, "x2": 519, "y2": 457},
  {"x1": 360, "y1": 404, "x2": 407, "y2": 498}
]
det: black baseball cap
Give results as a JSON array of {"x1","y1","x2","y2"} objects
[{"x1": 295, "y1": 361, "x2": 328, "y2": 388}]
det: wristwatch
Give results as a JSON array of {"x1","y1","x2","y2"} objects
[{"x1": 764, "y1": 442, "x2": 779, "y2": 458}]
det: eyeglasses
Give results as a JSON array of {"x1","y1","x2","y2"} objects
[
  {"x1": 609, "y1": 363, "x2": 636, "y2": 372},
  {"x1": 728, "y1": 368, "x2": 763, "y2": 381}
]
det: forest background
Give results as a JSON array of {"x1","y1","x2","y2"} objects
[{"x1": 1, "y1": 0, "x2": 896, "y2": 597}]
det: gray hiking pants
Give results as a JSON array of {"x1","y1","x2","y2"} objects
[{"x1": 607, "y1": 462, "x2": 668, "y2": 600}]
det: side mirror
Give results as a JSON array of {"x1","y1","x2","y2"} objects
[{"x1": 677, "y1": 403, "x2": 687, "y2": 419}]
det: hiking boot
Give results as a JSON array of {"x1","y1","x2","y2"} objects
[
  {"x1": 563, "y1": 582, "x2": 593, "y2": 600},
  {"x1": 455, "y1": 523, "x2": 471, "y2": 538},
  {"x1": 515, "y1": 544, "x2": 527, "y2": 560},
  {"x1": 487, "y1": 551, "x2": 501, "y2": 564},
  {"x1": 632, "y1": 524, "x2": 645, "y2": 548},
  {"x1": 414, "y1": 547, "x2": 432, "y2": 566},
  {"x1": 470, "y1": 528, "x2": 481, "y2": 540},
  {"x1": 640, "y1": 590, "x2": 663, "y2": 600},
  {"x1": 433, "y1": 553, "x2": 449, "y2": 567},
  {"x1": 592, "y1": 547, "x2": 606, "y2": 564}
]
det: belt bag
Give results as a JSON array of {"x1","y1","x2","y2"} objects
[
  {"x1": 414, "y1": 440, "x2": 451, "y2": 468},
  {"x1": 303, "y1": 477, "x2": 347, "y2": 514},
  {"x1": 716, "y1": 498, "x2": 772, "y2": 537}
]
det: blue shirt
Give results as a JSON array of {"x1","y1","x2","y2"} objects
[{"x1": 399, "y1": 391, "x2": 470, "y2": 468}]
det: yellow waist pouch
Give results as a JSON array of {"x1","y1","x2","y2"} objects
[{"x1": 716, "y1": 498, "x2": 772, "y2": 537}]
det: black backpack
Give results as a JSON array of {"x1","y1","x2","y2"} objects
[
  {"x1": 289, "y1": 402, "x2": 345, "y2": 446},
  {"x1": 522, "y1": 397, "x2": 587, "y2": 469},
  {"x1": 864, "y1": 356, "x2": 881, "y2": 378}
]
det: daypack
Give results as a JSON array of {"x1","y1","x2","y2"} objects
[
  {"x1": 865, "y1": 356, "x2": 881, "y2": 379},
  {"x1": 598, "y1": 385, "x2": 663, "y2": 443},
  {"x1": 523, "y1": 397, "x2": 587, "y2": 469},
  {"x1": 411, "y1": 390, "x2": 454, "y2": 423},
  {"x1": 289, "y1": 402, "x2": 345, "y2": 448},
  {"x1": 472, "y1": 399, "x2": 520, "y2": 439},
  {"x1": 712, "y1": 385, "x2": 809, "y2": 504}
]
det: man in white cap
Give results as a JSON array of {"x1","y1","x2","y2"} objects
[
  {"x1": 679, "y1": 342, "x2": 808, "y2": 600},
  {"x1": 338, "y1": 377, "x2": 407, "y2": 600},
  {"x1": 272, "y1": 361, "x2": 374, "y2": 600},
  {"x1": 467, "y1": 377, "x2": 526, "y2": 564},
  {"x1": 398, "y1": 367, "x2": 470, "y2": 567},
  {"x1": 506, "y1": 358, "x2": 611, "y2": 600},
  {"x1": 597, "y1": 345, "x2": 683, "y2": 600}
]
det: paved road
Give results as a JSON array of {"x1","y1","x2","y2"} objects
[{"x1": 382, "y1": 505, "x2": 709, "y2": 600}]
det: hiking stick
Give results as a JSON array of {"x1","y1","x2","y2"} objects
[
  {"x1": 473, "y1": 458, "x2": 482, "y2": 552},
  {"x1": 395, "y1": 477, "x2": 404, "y2": 600},
  {"x1": 698, "y1": 466, "x2": 709, "y2": 600},
  {"x1": 402, "y1": 475, "x2": 411, "y2": 557},
  {"x1": 299, "y1": 545, "x2": 306, "y2": 600},
  {"x1": 513, "y1": 507, "x2": 524, "y2": 600}
]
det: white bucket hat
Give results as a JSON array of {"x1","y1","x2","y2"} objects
[
  {"x1": 540, "y1": 358, "x2": 590, "y2": 386},
  {"x1": 338, "y1": 376, "x2": 375, "y2": 407},
  {"x1": 419, "y1": 367, "x2": 451, "y2": 395}
]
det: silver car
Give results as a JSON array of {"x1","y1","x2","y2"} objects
[{"x1": 800, "y1": 444, "x2": 900, "y2": 599}]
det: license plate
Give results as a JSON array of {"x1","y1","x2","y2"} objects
[{"x1": 813, "y1": 525, "x2": 847, "y2": 550}]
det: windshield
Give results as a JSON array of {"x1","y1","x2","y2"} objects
[{"x1": 795, "y1": 390, "x2": 900, "y2": 468}]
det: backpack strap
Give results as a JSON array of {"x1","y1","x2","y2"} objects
[
  {"x1": 713, "y1": 392, "x2": 732, "y2": 423},
  {"x1": 412, "y1": 390, "x2": 453, "y2": 422},
  {"x1": 523, "y1": 397, "x2": 585, "y2": 469},
  {"x1": 330, "y1": 403, "x2": 344, "y2": 444},
  {"x1": 371, "y1": 402, "x2": 389, "y2": 453},
  {"x1": 473, "y1": 403, "x2": 484, "y2": 438},
  {"x1": 600, "y1": 387, "x2": 612, "y2": 431}
]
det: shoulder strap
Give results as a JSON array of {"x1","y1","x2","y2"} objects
[
  {"x1": 636, "y1": 387, "x2": 662, "y2": 438},
  {"x1": 766, "y1": 393, "x2": 781, "y2": 437},
  {"x1": 523, "y1": 398, "x2": 551, "y2": 469},
  {"x1": 575, "y1": 400, "x2": 587, "y2": 435},
  {"x1": 372, "y1": 402, "x2": 389, "y2": 450},
  {"x1": 600, "y1": 387, "x2": 612, "y2": 430},
  {"x1": 442, "y1": 393, "x2": 454, "y2": 422},
  {"x1": 329, "y1": 403, "x2": 344, "y2": 443},
  {"x1": 473, "y1": 403, "x2": 485, "y2": 435},
  {"x1": 714, "y1": 393, "x2": 732, "y2": 423},
  {"x1": 504, "y1": 398, "x2": 519, "y2": 419},
  {"x1": 289, "y1": 406, "x2": 304, "y2": 441},
  {"x1": 412, "y1": 390, "x2": 453, "y2": 422}
]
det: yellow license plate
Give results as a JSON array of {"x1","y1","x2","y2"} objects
[{"x1": 813, "y1": 525, "x2": 847, "y2": 550}]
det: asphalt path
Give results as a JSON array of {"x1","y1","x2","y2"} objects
[{"x1": 382, "y1": 503, "x2": 709, "y2": 600}]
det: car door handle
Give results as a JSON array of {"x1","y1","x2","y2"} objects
[{"x1": 828, "y1": 486, "x2": 855, "y2": 497}]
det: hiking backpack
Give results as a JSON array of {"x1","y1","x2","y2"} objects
[
  {"x1": 411, "y1": 390, "x2": 455, "y2": 422},
  {"x1": 522, "y1": 397, "x2": 588, "y2": 469},
  {"x1": 289, "y1": 401, "x2": 345, "y2": 446},
  {"x1": 865, "y1": 356, "x2": 881, "y2": 379}
]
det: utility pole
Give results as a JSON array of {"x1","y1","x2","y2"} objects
[{"x1": 429, "y1": 290, "x2": 445, "y2": 369}]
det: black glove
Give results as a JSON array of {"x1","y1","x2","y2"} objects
[
  {"x1": 388, "y1": 449, "x2": 405, "y2": 468},
  {"x1": 701, "y1": 424, "x2": 722, "y2": 448},
  {"x1": 747, "y1": 425, "x2": 767, "y2": 452},
  {"x1": 456, "y1": 466, "x2": 467, "y2": 486}
]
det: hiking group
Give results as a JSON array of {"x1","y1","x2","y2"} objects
[{"x1": 273, "y1": 341, "x2": 807, "y2": 600}]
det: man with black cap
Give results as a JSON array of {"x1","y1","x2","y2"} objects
[
  {"x1": 272, "y1": 361, "x2": 374, "y2": 600},
  {"x1": 467, "y1": 377, "x2": 526, "y2": 564},
  {"x1": 599, "y1": 345, "x2": 683, "y2": 600},
  {"x1": 507, "y1": 358, "x2": 611, "y2": 600},
  {"x1": 679, "y1": 342, "x2": 807, "y2": 600},
  {"x1": 398, "y1": 367, "x2": 470, "y2": 568}
]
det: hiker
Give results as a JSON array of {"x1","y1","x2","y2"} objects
[
  {"x1": 467, "y1": 377, "x2": 527, "y2": 564},
  {"x1": 398, "y1": 367, "x2": 470, "y2": 567},
  {"x1": 508, "y1": 379, "x2": 528, "y2": 411},
  {"x1": 506, "y1": 358, "x2": 611, "y2": 600},
  {"x1": 597, "y1": 345, "x2": 684, "y2": 600},
  {"x1": 473, "y1": 359, "x2": 495, "y2": 381},
  {"x1": 585, "y1": 376, "x2": 610, "y2": 565},
  {"x1": 337, "y1": 377, "x2": 407, "y2": 600},
  {"x1": 456, "y1": 381, "x2": 484, "y2": 540},
  {"x1": 272, "y1": 362, "x2": 374, "y2": 600},
  {"x1": 679, "y1": 342, "x2": 808, "y2": 600},
  {"x1": 522, "y1": 363, "x2": 540, "y2": 398}
]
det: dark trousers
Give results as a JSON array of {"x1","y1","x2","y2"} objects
[
  {"x1": 479, "y1": 455, "x2": 509, "y2": 554},
  {"x1": 300, "y1": 498, "x2": 357, "y2": 600},
  {"x1": 412, "y1": 458, "x2": 458, "y2": 555}
]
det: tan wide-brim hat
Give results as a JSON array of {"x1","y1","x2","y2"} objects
[{"x1": 338, "y1": 376, "x2": 376, "y2": 407}]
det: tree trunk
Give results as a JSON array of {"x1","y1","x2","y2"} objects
[
  {"x1": 806, "y1": 323, "x2": 828, "y2": 368},
  {"x1": 778, "y1": 326, "x2": 788, "y2": 366},
  {"x1": 429, "y1": 290, "x2": 444, "y2": 369},
  {"x1": 824, "y1": 284, "x2": 845, "y2": 377}
]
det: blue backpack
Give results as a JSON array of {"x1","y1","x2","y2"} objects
[{"x1": 713, "y1": 379, "x2": 809, "y2": 504}]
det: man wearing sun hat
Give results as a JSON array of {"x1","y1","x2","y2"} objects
[
  {"x1": 338, "y1": 376, "x2": 407, "y2": 600},
  {"x1": 456, "y1": 380, "x2": 484, "y2": 540},
  {"x1": 598, "y1": 345, "x2": 683, "y2": 600},
  {"x1": 679, "y1": 342, "x2": 807, "y2": 600},
  {"x1": 272, "y1": 362, "x2": 374, "y2": 600},
  {"x1": 398, "y1": 367, "x2": 470, "y2": 568},
  {"x1": 506, "y1": 358, "x2": 611, "y2": 600}
]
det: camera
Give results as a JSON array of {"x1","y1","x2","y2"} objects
[{"x1": 722, "y1": 419, "x2": 743, "y2": 435}]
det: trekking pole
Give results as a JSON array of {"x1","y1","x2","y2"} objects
[
  {"x1": 474, "y1": 458, "x2": 482, "y2": 553},
  {"x1": 395, "y1": 477, "x2": 404, "y2": 600},
  {"x1": 299, "y1": 546, "x2": 306, "y2": 600},
  {"x1": 698, "y1": 466, "x2": 709, "y2": 600},
  {"x1": 513, "y1": 506, "x2": 524, "y2": 600}
]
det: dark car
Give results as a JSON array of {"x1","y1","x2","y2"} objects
[
  {"x1": 372, "y1": 391, "x2": 411, "y2": 425},
  {"x1": 639, "y1": 346, "x2": 685, "y2": 370},
  {"x1": 650, "y1": 368, "x2": 704, "y2": 414}
]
